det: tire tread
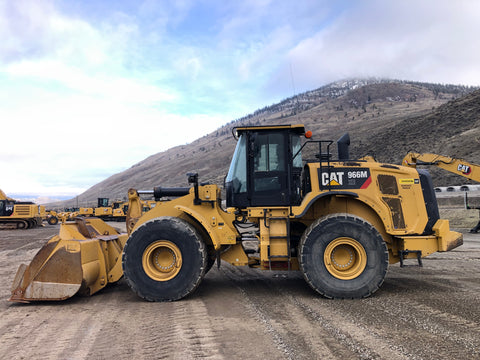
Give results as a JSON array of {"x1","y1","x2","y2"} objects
[{"x1": 299, "y1": 213, "x2": 388, "y2": 299}]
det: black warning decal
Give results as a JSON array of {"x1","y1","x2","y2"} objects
[{"x1": 318, "y1": 167, "x2": 372, "y2": 190}]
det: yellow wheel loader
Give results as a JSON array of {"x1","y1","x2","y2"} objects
[
  {"x1": 10, "y1": 124, "x2": 463, "y2": 302},
  {"x1": 46, "y1": 210, "x2": 59, "y2": 225}
]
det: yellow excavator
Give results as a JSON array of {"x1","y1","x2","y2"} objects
[
  {"x1": 403, "y1": 152, "x2": 480, "y2": 232},
  {"x1": 0, "y1": 189, "x2": 43, "y2": 229},
  {"x1": 10, "y1": 125, "x2": 463, "y2": 302}
]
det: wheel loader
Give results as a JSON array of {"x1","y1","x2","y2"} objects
[
  {"x1": 45, "y1": 210, "x2": 59, "y2": 225},
  {"x1": 10, "y1": 124, "x2": 462, "y2": 302}
]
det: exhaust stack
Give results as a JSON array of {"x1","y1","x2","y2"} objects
[{"x1": 337, "y1": 133, "x2": 350, "y2": 160}]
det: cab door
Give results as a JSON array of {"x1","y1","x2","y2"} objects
[{"x1": 249, "y1": 131, "x2": 290, "y2": 206}]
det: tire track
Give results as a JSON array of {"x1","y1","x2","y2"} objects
[
  {"x1": 62, "y1": 294, "x2": 126, "y2": 359},
  {"x1": 1, "y1": 304, "x2": 96, "y2": 359},
  {"x1": 354, "y1": 283, "x2": 480, "y2": 359},
  {"x1": 266, "y1": 271, "x2": 411, "y2": 359},
  {"x1": 220, "y1": 266, "x2": 299, "y2": 359},
  {"x1": 294, "y1": 275, "x2": 480, "y2": 360},
  {"x1": 221, "y1": 265, "x2": 390, "y2": 359},
  {"x1": 95, "y1": 294, "x2": 224, "y2": 359},
  {"x1": 288, "y1": 296, "x2": 410, "y2": 360},
  {"x1": 169, "y1": 300, "x2": 222, "y2": 359},
  {"x1": 222, "y1": 264, "x2": 477, "y2": 360}
]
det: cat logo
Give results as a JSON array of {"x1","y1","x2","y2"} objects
[
  {"x1": 458, "y1": 164, "x2": 471, "y2": 175},
  {"x1": 319, "y1": 168, "x2": 371, "y2": 189},
  {"x1": 322, "y1": 171, "x2": 344, "y2": 186}
]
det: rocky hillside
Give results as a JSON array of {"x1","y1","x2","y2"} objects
[
  {"x1": 52, "y1": 79, "x2": 478, "y2": 208},
  {"x1": 354, "y1": 88, "x2": 480, "y2": 186}
]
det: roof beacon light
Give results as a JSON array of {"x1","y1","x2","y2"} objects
[{"x1": 305, "y1": 130, "x2": 313, "y2": 139}]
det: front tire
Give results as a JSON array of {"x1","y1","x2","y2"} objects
[
  {"x1": 122, "y1": 217, "x2": 207, "y2": 301},
  {"x1": 299, "y1": 213, "x2": 388, "y2": 299}
]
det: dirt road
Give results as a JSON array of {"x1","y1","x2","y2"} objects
[{"x1": 1, "y1": 224, "x2": 479, "y2": 359}]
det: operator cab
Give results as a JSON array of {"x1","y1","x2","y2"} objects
[
  {"x1": 0, "y1": 200, "x2": 14, "y2": 216},
  {"x1": 98, "y1": 198, "x2": 109, "y2": 207},
  {"x1": 225, "y1": 125, "x2": 305, "y2": 208}
]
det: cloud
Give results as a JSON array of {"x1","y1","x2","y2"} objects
[
  {"x1": 1, "y1": 0, "x2": 107, "y2": 66},
  {"x1": 5, "y1": 60, "x2": 178, "y2": 104},
  {"x1": 266, "y1": 0, "x2": 480, "y2": 95}
]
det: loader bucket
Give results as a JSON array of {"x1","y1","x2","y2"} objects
[{"x1": 10, "y1": 217, "x2": 127, "y2": 302}]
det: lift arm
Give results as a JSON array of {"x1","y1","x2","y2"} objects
[{"x1": 403, "y1": 152, "x2": 480, "y2": 183}]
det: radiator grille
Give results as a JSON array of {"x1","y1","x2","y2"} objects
[{"x1": 15, "y1": 205, "x2": 32, "y2": 216}]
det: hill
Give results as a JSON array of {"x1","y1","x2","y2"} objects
[
  {"x1": 354, "y1": 88, "x2": 480, "y2": 186},
  {"x1": 51, "y1": 79, "x2": 478, "y2": 208}
]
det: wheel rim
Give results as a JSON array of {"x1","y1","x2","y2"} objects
[
  {"x1": 324, "y1": 237, "x2": 367, "y2": 280},
  {"x1": 142, "y1": 240, "x2": 183, "y2": 281}
]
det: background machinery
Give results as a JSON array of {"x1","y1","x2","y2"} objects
[
  {"x1": 45, "y1": 199, "x2": 130, "y2": 225},
  {"x1": 403, "y1": 152, "x2": 480, "y2": 183},
  {"x1": 94, "y1": 198, "x2": 128, "y2": 221},
  {"x1": 403, "y1": 152, "x2": 480, "y2": 232},
  {"x1": 10, "y1": 125, "x2": 462, "y2": 302},
  {"x1": 0, "y1": 189, "x2": 43, "y2": 229},
  {"x1": 94, "y1": 198, "x2": 113, "y2": 218}
]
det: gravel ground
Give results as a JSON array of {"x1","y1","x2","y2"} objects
[{"x1": 0, "y1": 221, "x2": 479, "y2": 359}]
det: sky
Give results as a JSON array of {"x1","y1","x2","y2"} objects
[{"x1": 1, "y1": 0, "x2": 480, "y2": 202}]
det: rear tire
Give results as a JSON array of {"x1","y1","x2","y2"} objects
[
  {"x1": 122, "y1": 217, "x2": 207, "y2": 301},
  {"x1": 299, "y1": 213, "x2": 388, "y2": 299}
]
